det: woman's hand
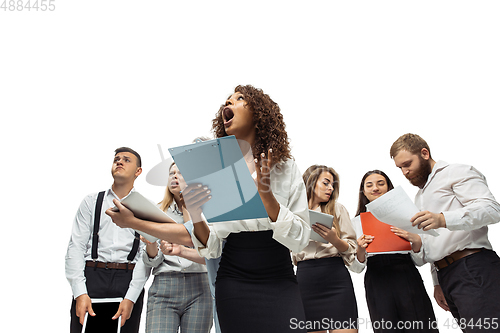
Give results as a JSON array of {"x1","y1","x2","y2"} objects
[
  {"x1": 140, "y1": 236, "x2": 159, "y2": 258},
  {"x1": 255, "y1": 149, "x2": 273, "y2": 195},
  {"x1": 182, "y1": 183, "x2": 212, "y2": 224},
  {"x1": 181, "y1": 183, "x2": 212, "y2": 246},
  {"x1": 357, "y1": 234, "x2": 374, "y2": 249},
  {"x1": 312, "y1": 223, "x2": 349, "y2": 252},
  {"x1": 312, "y1": 223, "x2": 339, "y2": 244},
  {"x1": 391, "y1": 227, "x2": 422, "y2": 253},
  {"x1": 255, "y1": 149, "x2": 280, "y2": 221},
  {"x1": 160, "y1": 240, "x2": 183, "y2": 256},
  {"x1": 356, "y1": 234, "x2": 374, "y2": 263}
]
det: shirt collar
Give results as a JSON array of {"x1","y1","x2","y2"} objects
[
  {"x1": 108, "y1": 186, "x2": 135, "y2": 201},
  {"x1": 422, "y1": 160, "x2": 449, "y2": 190},
  {"x1": 170, "y1": 201, "x2": 183, "y2": 216}
]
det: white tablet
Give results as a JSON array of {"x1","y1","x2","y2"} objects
[
  {"x1": 82, "y1": 298, "x2": 123, "y2": 333},
  {"x1": 112, "y1": 191, "x2": 176, "y2": 242},
  {"x1": 308, "y1": 210, "x2": 335, "y2": 243}
]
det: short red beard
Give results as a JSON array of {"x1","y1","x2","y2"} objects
[{"x1": 408, "y1": 155, "x2": 432, "y2": 189}]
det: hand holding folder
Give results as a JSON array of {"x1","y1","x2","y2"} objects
[
  {"x1": 360, "y1": 212, "x2": 412, "y2": 254},
  {"x1": 169, "y1": 136, "x2": 268, "y2": 223}
]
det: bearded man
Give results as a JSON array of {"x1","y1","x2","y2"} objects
[{"x1": 390, "y1": 133, "x2": 500, "y2": 332}]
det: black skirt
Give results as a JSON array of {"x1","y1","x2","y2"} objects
[
  {"x1": 297, "y1": 257, "x2": 358, "y2": 332},
  {"x1": 365, "y1": 254, "x2": 438, "y2": 333},
  {"x1": 215, "y1": 230, "x2": 307, "y2": 333}
]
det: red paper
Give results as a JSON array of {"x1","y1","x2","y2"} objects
[{"x1": 360, "y1": 212, "x2": 412, "y2": 253}]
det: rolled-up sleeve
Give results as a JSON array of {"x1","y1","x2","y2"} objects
[
  {"x1": 348, "y1": 257, "x2": 366, "y2": 273},
  {"x1": 142, "y1": 243, "x2": 164, "y2": 268},
  {"x1": 192, "y1": 225, "x2": 224, "y2": 259},
  {"x1": 410, "y1": 248, "x2": 426, "y2": 266},
  {"x1": 270, "y1": 166, "x2": 311, "y2": 253}
]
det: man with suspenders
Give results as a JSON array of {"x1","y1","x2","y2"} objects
[{"x1": 66, "y1": 147, "x2": 149, "y2": 332}]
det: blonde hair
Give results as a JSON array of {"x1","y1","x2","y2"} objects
[
  {"x1": 390, "y1": 133, "x2": 432, "y2": 159},
  {"x1": 303, "y1": 165, "x2": 341, "y2": 237},
  {"x1": 158, "y1": 162, "x2": 176, "y2": 213}
]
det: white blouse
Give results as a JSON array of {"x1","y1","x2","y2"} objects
[
  {"x1": 142, "y1": 202, "x2": 207, "y2": 275},
  {"x1": 191, "y1": 159, "x2": 311, "y2": 259}
]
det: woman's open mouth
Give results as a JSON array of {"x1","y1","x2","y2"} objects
[{"x1": 223, "y1": 107, "x2": 234, "y2": 126}]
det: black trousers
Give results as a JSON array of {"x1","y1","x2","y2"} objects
[
  {"x1": 438, "y1": 249, "x2": 500, "y2": 333},
  {"x1": 70, "y1": 265, "x2": 145, "y2": 333},
  {"x1": 365, "y1": 254, "x2": 438, "y2": 333}
]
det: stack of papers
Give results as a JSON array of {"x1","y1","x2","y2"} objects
[{"x1": 366, "y1": 186, "x2": 438, "y2": 237}]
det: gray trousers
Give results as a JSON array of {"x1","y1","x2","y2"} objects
[{"x1": 146, "y1": 272, "x2": 213, "y2": 333}]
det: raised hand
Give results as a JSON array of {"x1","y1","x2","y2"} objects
[{"x1": 181, "y1": 183, "x2": 212, "y2": 224}]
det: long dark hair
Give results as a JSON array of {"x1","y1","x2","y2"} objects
[{"x1": 355, "y1": 170, "x2": 394, "y2": 216}]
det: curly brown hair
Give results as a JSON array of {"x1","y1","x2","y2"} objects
[{"x1": 211, "y1": 85, "x2": 292, "y2": 166}]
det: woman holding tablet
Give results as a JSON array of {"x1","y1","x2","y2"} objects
[
  {"x1": 350, "y1": 170, "x2": 437, "y2": 333},
  {"x1": 184, "y1": 85, "x2": 310, "y2": 333},
  {"x1": 293, "y1": 165, "x2": 358, "y2": 333},
  {"x1": 142, "y1": 162, "x2": 213, "y2": 333}
]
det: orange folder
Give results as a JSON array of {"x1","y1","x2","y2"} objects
[{"x1": 360, "y1": 212, "x2": 412, "y2": 253}]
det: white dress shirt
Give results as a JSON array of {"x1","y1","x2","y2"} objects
[
  {"x1": 192, "y1": 159, "x2": 311, "y2": 259},
  {"x1": 415, "y1": 161, "x2": 500, "y2": 284},
  {"x1": 143, "y1": 202, "x2": 207, "y2": 275},
  {"x1": 65, "y1": 188, "x2": 150, "y2": 302}
]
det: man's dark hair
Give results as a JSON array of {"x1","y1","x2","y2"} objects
[{"x1": 114, "y1": 147, "x2": 142, "y2": 167}]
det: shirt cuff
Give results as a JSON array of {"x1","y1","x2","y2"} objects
[
  {"x1": 431, "y1": 266, "x2": 439, "y2": 286},
  {"x1": 72, "y1": 283, "x2": 88, "y2": 300},
  {"x1": 184, "y1": 220, "x2": 194, "y2": 235},
  {"x1": 270, "y1": 203, "x2": 310, "y2": 253},
  {"x1": 347, "y1": 257, "x2": 366, "y2": 273},
  {"x1": 142, "y1": 247, "x2": 163, "y2": 268},
  {"x1": 410, "y1": 249, "x2": 426, "y2": 266},
  {"x1": 124, "y1": 287, "x2": 142, "y2": 303},
  {"x1": 192, "y1": 228, "x2": 221, "y2": 259}
]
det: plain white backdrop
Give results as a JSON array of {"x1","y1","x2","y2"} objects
[{"x1": 1, "y1": 1, "x2": 499, "y2": 331}]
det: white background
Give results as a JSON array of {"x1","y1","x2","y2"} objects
[{"x1": 1, "y1": 1, "x2": 499, "y2": 331}]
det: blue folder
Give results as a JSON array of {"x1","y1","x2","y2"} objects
[{"x1": 168, "y1": 136, "x2": 268, "y2": 223}]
